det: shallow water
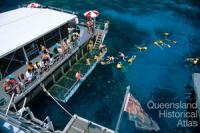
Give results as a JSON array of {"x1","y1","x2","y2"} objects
[{"x1": 1, "y1": 0, "x2": 200, "y2": 132}]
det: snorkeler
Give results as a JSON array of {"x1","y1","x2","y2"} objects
[
  {"x1": 119, "y1": 52, "x2": 126, "y2": 61},
  {"x1": 153, "y1": 41, "x2": 162, "y2": 49},
  {"x1": 186, "y1": 58, "x2": 199, "y2": 65},
  {"x1": 163, "y1": 32, "x2": 170, "y2": 36},
  {"x1": 116, "y1": 62, "x2": 123, "y2": 69},
  {"x1": 100, "y1": 55, "x2": 115, "y2": 65},
  {"x1": 108, "y1": 55, "x2": 115, "y2": 62},
  {"x1": 137, "y1": 46, "x2": 148, "y2": 52},
  {"x1": 128, "y1": 55, "x2": 136, "y2": 64}
]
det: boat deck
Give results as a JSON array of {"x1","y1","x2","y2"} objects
[
  {"x1": 63, "y1": 115, "x2": 114, "y2": 133},
  {"x1": 0, "y1": 26, "x2": 92, "y2": 110}
]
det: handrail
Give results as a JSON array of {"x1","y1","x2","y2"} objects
[{"x1": 19, "y1": 4, "x2": 78, "y2": 15}]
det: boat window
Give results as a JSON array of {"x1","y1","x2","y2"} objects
[
  {"x1": 60, "y1": 23, "x2": 69, "y2": 39},
  {"x1": 24, "y1": 42, "x2": 40, "y2": 60},
  {"x1": 0, "y1": 48, "x2": 26, "y2": 77},
  {"x1": 36, "y1": 37, "x2": 45, "y2": 49},
  {"x1": 44, "y1": 29, "x2": 60, "y2": 48}
]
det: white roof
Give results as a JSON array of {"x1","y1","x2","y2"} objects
[{"x1": 0, "y1": 7, "x2": 76, "y2": 58}]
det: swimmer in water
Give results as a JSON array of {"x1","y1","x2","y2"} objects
[
  {"x1": 108, "y1": 55, "x2": 115, "y2": 62},
  {"x1": 154, "y1": 41, "x2": 162, "y2": 49},
  {"x1": 128, "y1": 55, "x2": 136, "y2": 64},
  {"x1": 119, "y1": 52, "x2": 126, "y2": 61},
  {"x1": 137, "y1": 46, "x2": 148, "y2": 52},
  {"x1": 116, "y1": 62, "x2": 123, "y2": 69},
  {"x1": 163, "y1": 32, "x2": 170, "y2": 36},
  {"x1": 186, "y1": 58, "x2": 199, "y2": 65}
]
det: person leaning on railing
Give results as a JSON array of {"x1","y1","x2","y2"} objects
[
  {"x1": 3, "y1": 76, "x2": 21, "y2": 96},
  {"x1": 41, "y1": 50, "x2": 51, "y2": 71}
]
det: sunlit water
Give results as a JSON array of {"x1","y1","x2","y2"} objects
[{"x1": 1, "y1": 0, "x2": 200, "y2": 132}]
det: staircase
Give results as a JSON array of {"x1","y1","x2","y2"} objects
[{"x1": 94, "y1": 30, "x2": 105, "y2": 49}]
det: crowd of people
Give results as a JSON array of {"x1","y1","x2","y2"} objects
[{"x1": 2, "y1": 27, "x2": 80, "y2": 96}]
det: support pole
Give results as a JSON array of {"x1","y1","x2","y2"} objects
[
  {"x1": 5, "y1": 93, "x2": 15, "y2": 117},
  {"x1": 59, "y1": 27, "x2": 62, "y2": 41},
  {"x1": 69, "y1": 60, "x2": 72, "y2": 67},
  {"x1": 114, "y1": 86, "x2": 130, "y2": 133},
  {"x1": 93, "y1": 17, "x2": 96, "y2": 33},
  {"x1": 40, "y1": 84, "x2": 73, "y2": 117},
  {"x1": 22, "y1": 47, "x2": 29, "y2": 63}
]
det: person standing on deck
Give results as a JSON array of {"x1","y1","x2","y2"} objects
[{"x1": 87, "y1": 18, "x2": 93, "y2": 33}]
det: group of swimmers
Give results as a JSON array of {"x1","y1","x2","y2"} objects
[
  {"x1": 98, "y1": 32, "x2": 181, "y2": 69},
  {"x1": 99, "y1": 51, "x2": 137, "y2": 69},
  {"x1": 186, "y1": 57, "x2": 200, "y2": 65},
  {"x1": 153, "y1": 32, "x2": 177, "y2": 49}
]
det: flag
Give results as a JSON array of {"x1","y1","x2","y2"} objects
[{"x1": 124, "y1": 93, "x2": 160, "y2": 131}]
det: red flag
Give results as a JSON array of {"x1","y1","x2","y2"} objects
[
  {"x1": 124, "y1": 93, "x2": 160, "y2": 131},
  {"x1": 124, "y1": 93, "x2": 145, "y2": 123}
]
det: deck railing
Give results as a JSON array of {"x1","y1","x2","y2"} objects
[
  {"x1": 19, "y1": 4, "x2": 78, "y2": 15},
  {"x1": 1, "y1": 16, "x2": 108, "y2": 102}
]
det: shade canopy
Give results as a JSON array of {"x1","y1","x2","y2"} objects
[
  {"x1": 84, "y1": 10, "x2": 99, "y2": 18},
  {"x1": 27, "y1": 3, "x2": 41, "y2": 8},
  {"x1": 0, "y1": 7, "x2": 76, "y2": 58}
]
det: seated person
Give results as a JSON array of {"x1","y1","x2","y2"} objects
[
  {"x1": 3, "y1": 80, "x2": 11, "y2": 94},
  {"x1": 62, "y1": 39, "x2": 69, "y2": 53},
  {"x1": 28, "y1": 62, "x2": 34, "y2": 73},
  {"x1": 57, "y1": 46, "x2": 64, "y2": 60},
  {"x1": 67, "y1": 39, "x2": 73, "y2": 50},
  {"x1": 18, "y1": 73, "x2": 26, "y2": 87},
  {"x1": 25, "y1": 69, "x2": 33, "y2": 81},
  {"x1": 7, "y1": 77, "x2": 21, "y2": 95},
  {"x1": 42, "y1": 50, "x2": 50, "y2": 66},
  {"x1": 34, "y1": 61, "x2": 41, "y2": 70}
]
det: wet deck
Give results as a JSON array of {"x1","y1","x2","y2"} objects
[
  {"x1": 48, "y1": 48, "x2": 106, "y2": 102},
  {"x1": 63, "y1": 115, "x2": 114, "y2": 133}
]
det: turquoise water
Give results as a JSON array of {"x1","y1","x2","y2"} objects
[{"x1": 1, "y1": 0, "x2": 200, "y2": 132}]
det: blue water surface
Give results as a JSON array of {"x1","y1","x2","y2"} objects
[{"x1": 1, "y1": 0, "x2": 200, "y2": 133}]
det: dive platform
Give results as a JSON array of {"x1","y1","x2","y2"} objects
[{"x1": 49, "y1": 48, "x2": 106, "y2": 102}]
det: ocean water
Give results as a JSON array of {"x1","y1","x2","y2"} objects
[{"x1": 1, "y1": 0, "x2": 200, "y2": 133}]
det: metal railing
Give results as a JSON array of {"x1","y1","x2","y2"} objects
[{"x1": 19, "y1": 4, "x2": 78, "y2": 15}]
